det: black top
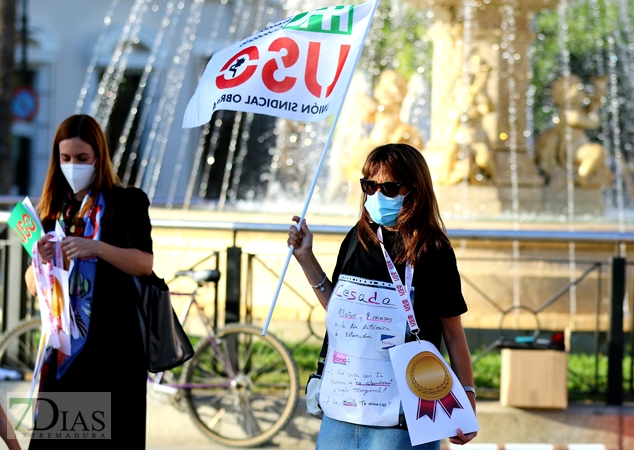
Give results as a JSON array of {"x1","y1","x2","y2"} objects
[
  {"x1": 332, "y1": 224, "x2": 467, "y2": 350},
  {"x1": 30, "y1": 186, "x2": 152, "y2": 449}
]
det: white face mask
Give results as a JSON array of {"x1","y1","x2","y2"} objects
[{"x1": 61, "y1": 161, "x2": 96, "y2": 193}]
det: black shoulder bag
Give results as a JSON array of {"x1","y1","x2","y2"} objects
[{"x1": 134, "y1": 272, "x2": 194, "y2": 373}]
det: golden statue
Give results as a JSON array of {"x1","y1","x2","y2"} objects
[
  {"x1": 535, "y1": 74, "x2": 613, "y2": 188},
  {"x1": 439, "y1": 55, "x2": 496, "y2": 185},
  {"x1": 344, "y1": 69, "x2": 425, "y2": 185}
]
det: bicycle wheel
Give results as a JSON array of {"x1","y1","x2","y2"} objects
[
  {"x1": 184, "y1": 323, "x2": 299, "y2": 448},
  {"x1": 0, "y1": 318, "x2": 42, "y2": 433},
  {"x1": 0, "y1": 317, "x2": 42, "y2": 382}
]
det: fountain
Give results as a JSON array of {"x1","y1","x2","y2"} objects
[
  {"x1": 63, "y1": 0, "x2": 634, "y2": 338},
  {"x1": 71, "y1": 0, "x2": 632, "y2": 219},
  {"x1": 390, "y1": 0, "x2": 618, "y2": 221}
]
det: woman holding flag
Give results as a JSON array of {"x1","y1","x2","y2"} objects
[
  {"x1": 24, "y1": 114, "x2": 153, "y2": 448},
  {"x1": 287, "y1": 143, "x2": 477, "y2": 449}
]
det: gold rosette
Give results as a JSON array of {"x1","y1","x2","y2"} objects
[{"x1": 405, "y1": 351, "x2": 463, "y2": 422}]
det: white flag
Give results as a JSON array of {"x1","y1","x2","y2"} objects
[{"x1": 183, "y1": 0, "x2": 378, "y2": 128}]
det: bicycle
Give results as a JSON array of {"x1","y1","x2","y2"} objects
[
  {"x1": 150, "y1": 268, "x2": 300, "y2": 447},
  {"x1": 0, "y1": 315, "x2": 41, "y2": 434},
  {"x1": 0, "y1": 317, "x2": 41, "y2": 382},
  {"x1": 0, "y1": 268, "x2": 299, "y2": 448}
]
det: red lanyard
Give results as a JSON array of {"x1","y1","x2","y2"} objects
[{"x1": 377, "y1": 228, "x2": 419, "y2": 337}]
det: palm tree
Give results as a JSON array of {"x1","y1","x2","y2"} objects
[{"x1": 0, "y1": 0, "x2": 15, "y2": 195}]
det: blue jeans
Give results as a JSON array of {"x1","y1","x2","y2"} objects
[{"x1": 315, "y1": 415, "x2": 441, "y2": 450}]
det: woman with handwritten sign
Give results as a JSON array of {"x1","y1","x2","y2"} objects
[
  {"x1": 24, "y1": 114, "x2": 153, "y2": 449},
  {"x1": 288, "y1": 143, "x2": 477, "y2": 449}
]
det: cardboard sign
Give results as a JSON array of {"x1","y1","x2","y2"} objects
[{"x1": 8, "y1": 197, "x2": 43, "y2": 256}]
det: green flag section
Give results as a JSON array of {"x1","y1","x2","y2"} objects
[{"x1": 8, "y1": 198, "x2": 43, "y2": 256}]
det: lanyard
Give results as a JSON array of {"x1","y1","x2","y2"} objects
[{"x1": 377, "y1": 228, "x2": 419, "y2": 337}]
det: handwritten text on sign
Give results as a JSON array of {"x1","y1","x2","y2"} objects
[{"x1": 319, "y1": 275, "x2": 406, "y2": 426}]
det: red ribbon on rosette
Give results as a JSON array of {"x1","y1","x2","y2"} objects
[{"x1": 416, "y1": 390, "x2": 463, "y2": 422}]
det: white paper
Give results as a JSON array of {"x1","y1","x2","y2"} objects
[
  {"x1": 319, "y1": 275, "x2": 407, "y2": 426},
  {"x1": 31, "y1": 228, "x2": 72, "y2": 356},
  {"x1": 29, "y1": 332, "x2": 48, "y2": 399},
  {"x1": 54, "y1": 220, "x2": 66, "y2": 239},
  {"x1": 57, "y1": 329, "x2": 71, "y2": 356},
  {"x1": 389, "y1": 340, "x2": 479, "y2": 445},
  {"x1": 22, "y1": 197, "x2": 43, "y2": 230}
]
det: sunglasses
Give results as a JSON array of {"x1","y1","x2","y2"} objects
[{"x1": 360, "y1": 178, "x2": 407, "y2": 198}]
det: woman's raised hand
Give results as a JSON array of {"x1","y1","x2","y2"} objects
[{"x1": 288, "y1": 216, "x2": 313, "y2": 260}]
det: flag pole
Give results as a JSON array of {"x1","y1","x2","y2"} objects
[{"x1": 262, "y1": 0, "x2": 381, "y2": 336}]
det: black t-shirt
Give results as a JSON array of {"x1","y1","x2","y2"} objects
[{"x1": 331, "y1": 224, "x2": 467, "y2": 350}]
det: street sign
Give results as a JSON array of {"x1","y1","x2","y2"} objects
[{"x1": 12, "y1": 86, "x2": 38, "y2": 122}]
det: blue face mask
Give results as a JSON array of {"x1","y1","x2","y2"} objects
[{"x1": 364, "y1": 191, "x2": 406, "y2": 227}]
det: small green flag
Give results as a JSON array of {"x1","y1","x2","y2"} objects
[{"x1": 8, "y1": 198, "x2": 44, "y2": 256}]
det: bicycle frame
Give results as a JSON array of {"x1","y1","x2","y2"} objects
[{"x1": 147, "y1": 285, "x2": 238, "y2": 390}]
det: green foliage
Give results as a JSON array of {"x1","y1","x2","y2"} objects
[
  {"x1": 470, "y1": 350, "x2": 633, "y2": 400},
  {"x1": 472, "y1": 352, "x2": 501, "y2": 390},
  {"x1": 291, "y1": 341, "x2": 326, "y2": 387},
  {"x1": 359, "y1": 1, "x2": 433, "y2": 86},
  {"x1": 530, "y1": 0, "x2": 634, "y2": 163},
  {"x1": 567, "y1": 352, "x2": 606, "y2": 393}
]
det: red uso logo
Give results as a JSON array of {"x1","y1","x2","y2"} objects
[
  {"x1": 396, "y1": 284, "x2": 406, "y2": 296},
  {"x1": 407, "y1": 314, "x2": 416, "y2": 327},
  {"x1": 215, "y1": 37, "x2": 351, "y2": 98},
  {"x1": 216, "y1": 47, "x2": 259, "y2": 89},
  {"x1": 401, "y1": 299, "x2": 411, "y2": 312}
]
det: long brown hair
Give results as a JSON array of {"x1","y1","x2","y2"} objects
[
  {"x1": 38, "y1": 114, "x2": 121, "y2": 227},
  {"x1": 357, "y1": 143, "x2": 449, "y2": 265}
]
